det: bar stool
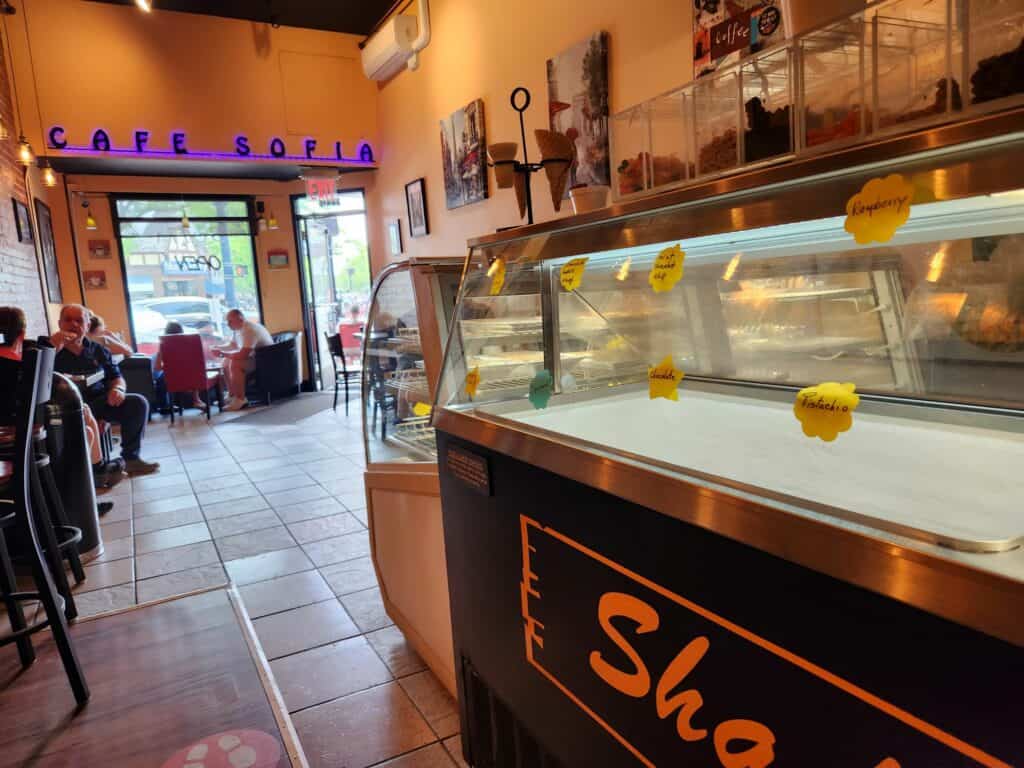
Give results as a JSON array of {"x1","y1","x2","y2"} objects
[{"x1": 0, "y1": 348, "x2": 90, "y2": 705}]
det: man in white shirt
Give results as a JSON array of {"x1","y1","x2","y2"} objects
[{"x1": 212, "y1": 308, "x2": 273, "y2": 410}]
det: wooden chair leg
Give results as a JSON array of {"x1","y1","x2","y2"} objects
[
  {"x1": 29, "y1": 466, "x2": 77, "y2": 621},
  {"x1": 0, "y1": 529, "x2": 35, "y2": 666},
  {"x1": 39, "y1": 460, "x2": 85, "y2": 584}
]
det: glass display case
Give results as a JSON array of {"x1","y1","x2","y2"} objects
[
  {"x1": 695, "y1": 69, "x2": 741, "y2": 176},
  {"x1": 436, "y1": 120, "x2": 1024, "y2": 574},
  {"x1": 741, "y1": 44, "x2": 794, "y2": 164},
  {"x1": 609, "y1": 105, "x2": 650, "y2": 198},
  {"x1": 965, "y1": 0, "x2": 1024, "y2": 112},
  {"x1": 648, "y1": 88, "x2": 692, "y2": 190}
]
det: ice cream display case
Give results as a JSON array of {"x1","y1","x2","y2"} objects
[
  {"x1": 359, "y1": 257, "x2": 469, "y2": 696},
  {"x1": 434, "y1": 112, "x2": 1024, "y2": 766}
]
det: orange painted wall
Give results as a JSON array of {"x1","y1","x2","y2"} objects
[
  {"x1": 369, "y1": 0, "x2": 864, "y2": 273},
  {"x1": 5, "y1": 0, "x2": 377, "y2": 164}
]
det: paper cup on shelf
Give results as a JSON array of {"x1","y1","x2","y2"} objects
[
  {"x1": 488, "y1": 142, "x2": 518, "y2": 189},
  {"x1": 570, "y1": 185, "x2": 609, "y2": 215},
  {"x1": 534, "y1": 129, "x2": 575, "y2": 212}
]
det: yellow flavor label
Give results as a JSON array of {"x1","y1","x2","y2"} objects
[
  {"x1": 794, "y1": 382, "x2": 860, "y2": 442},
  {"x1": 412, "y1": 402, "x2": 432, "y2": 417},
  {"x1": 648, "y1": 355, "x2": 684, "y2": 401},
  {"x1": 488, "y1": 258, "x2": 506, "y2": 296},
  {"x1": 605, "y1": 335, "x2": 627, "y2": 351},
  {"x1": 559, "y1": 257, "x2": 589, "y2": 291},
  {"x1": 649, "y1": 245, "x2": 685, "y2": 293},
  {"x1": 844, "y1": 174, "x2": 913, "y2": 245},
  {"x1": 465, "y1": 366, "x2": 481, "y2": 399}
]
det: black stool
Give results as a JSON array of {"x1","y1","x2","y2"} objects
[{"x1": 0, "y1": 348, "x2": 90, "y2": 705}]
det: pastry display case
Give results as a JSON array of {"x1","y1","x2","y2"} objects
[
  {"x1": 609, "y1": 105, "x2": 650, "y2": 197},
  {"x1": 359, "y1": 257, "x2": 468, "y2": 696}
]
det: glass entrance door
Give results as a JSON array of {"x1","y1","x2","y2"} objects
[{"x1": 294, "y1": 190, "x2": 371, "y2": 392}]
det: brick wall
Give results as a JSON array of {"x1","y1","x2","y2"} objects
[{"x1": 0, "y1": 31, "x2": 46, "y2": 337}]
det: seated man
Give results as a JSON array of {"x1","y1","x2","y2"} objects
[
  {"x1": 51, "y1": 304, "x2": 159, "y2": 476},
  {"x1": 212, "y1": 308, "x2": 272, "y2": 411}
]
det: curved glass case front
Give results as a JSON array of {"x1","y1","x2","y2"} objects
[{"x1": 436, "y1": 137, "x2": 1024, "y2": 552}]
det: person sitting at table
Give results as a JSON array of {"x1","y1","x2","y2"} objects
[
  {"x1": 51, "y1": 304, "x2": 159, "y2": 476},
  {"x1": 0, "y1": 306, "x2": 123, "y2": 505},
  {"x1": 211, "y1": 308, "x2": 272, "y2": 412},
  {"x1": 153, "y1": 321, "x2": 206, "y2": 410},
  {"x1": 87, "y1": 313, "x2": 133, "y2": 357}
]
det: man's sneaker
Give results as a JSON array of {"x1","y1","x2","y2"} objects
[
  {"x1": 125, "y1": 457, "x2": 161, "y2": 476},
  {"x1": 223, "y1": 399, "x2": 248, "y2": 412}
]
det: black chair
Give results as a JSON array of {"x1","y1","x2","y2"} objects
[
  {"x1": 0, "y1": 348, "x2": 89, "y2": 705},
  {"x1": 121, "y1": 354, "x2": 159, "y2": 418},
  {"x1": 248, "y1": 331, "x2": 303, "y2": 405},
  {"x1": 325, "y1": 333, "x2": 362, "y2": 415}
]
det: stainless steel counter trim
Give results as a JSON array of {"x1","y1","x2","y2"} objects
[
  {"x1": 467, "y1": 109, "x2": 1024, "y2": 249},
  {"x1": 434, "y1": 407, "x2": 1024, "y2": 647}
]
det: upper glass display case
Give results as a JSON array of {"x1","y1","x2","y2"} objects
[
  {"x1": 361, "y1": 258, "x2": 466, "y2": 464},
  {"x1": 435, "y1": 124, "x2": 1024, "y2": 556}
]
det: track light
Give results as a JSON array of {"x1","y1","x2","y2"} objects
[{"x1": 16, "y1": 135, "x2": 33, "y2": 166}]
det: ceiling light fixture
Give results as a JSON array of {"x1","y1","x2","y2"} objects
[
  {"x1": 16, "y1": 135, "x2": 33, "y2": 166},
  {"x1": 267, "y1": 211, "x2": 279, "y2": 230},
  {"x1": 82, "y1": 200, "x2": 98, "y2": 230},
  {"x1": 40, "y1": 159, "x2": 56, "y2": 187},
  {"x1": 135, "y1": 0, "x2": 152, "y2": 12},
  {"x1": 181, "y1": 212, "x2": 190, "y2": 230}
]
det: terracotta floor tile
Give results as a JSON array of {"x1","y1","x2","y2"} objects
[
  {"x1": 136, "y1": 562, "x2": 227, "y2": 603},
  {"x1": 339, "y1": 586, "x2": 393, "y2": 633},
  {"x1": 291, "y1": 682, "x2": 435, "y2": 768},
  {"x1": 94, "y1": 535, "x2": 134, "y2": 563},
  {"x1": 207, "y1": 509, "x2": 282, "y2": 539},
  {"x1": 201, "y1": 495, "x2": 271, "y2": 520},
  {"x1": 136, "y1": 540, "x2": 220, "y2": 579},
  {"x1": 223, "y1": 547, "x2": 313, "y2": 586},
  {"x1": 217, "y1": 525, "x2": 296, "y2": 561},
  {"x1": 253, "y1": 599, "x2": 360, "y2": 660},
  {"x1": 320, "y1": 556, "x2": 379, "y2": 597},
  {"x1": 366, "y1": 625, "x2": 427, "y2": 679},
  {"x1": 263, "y1": 484, "x2": 329, "y2": 510},
  {"x1": 132, "y1": 506, "x2": 205, "y2": 535},
  {"x1": 377, "y1": 743, "x2": 457, "y2": 767},
  {"x1": 74, "y1": 557, "x2": 135, "y2": 594},
  {"x1": 254, "y1": 473, "x2": 316, "y2": 495},
  {"x1": 270, "y1": 635, "x2": 392, "y2": 711},
  {"x1": 73, "y1": 583, "x2": 136, "y2": 618},
  {"x1": 135, "y1": 522, "x2": 211, "y2": 554},
  {"x1": 399, "y1": 671, "x2": 460, "y2": 739},
  {"x1": 97, "y1": 501, "x2": 132, "y2": 523},
  {"x1": 133, "y1": 494, "x2": 199, "y2": 517},
  {"x1": 237, "y1": 569, "x2": 334, "y2": 618},
  {"x1": 442, "y1": 736, "x2": 469, "y2": 768},
  {"x1": 274, "y1": 497, "x2": 347, "y2": 524},
  {"x1": 287, "y1": 512, "x2": 363, "y2": 545},
  {"x1": 196, "y1": 483, "x2": 261, "y2": 506},
  {"x1": 100, "y1": 519, "x2": 133, "y2": 540},
  {"x1": 302, "y1": 530, "x2": 371, "y2": 568}
]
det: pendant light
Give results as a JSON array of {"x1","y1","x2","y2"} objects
[
  {"x1": 16, "y1": 135, "x2": 33, "y2": 166},
  {"x1": 83, "y1": 199, "x2": 97, "y2": 230},
  {"x1": 0, "y1": 120, "x2": 8, "y2": 141},
  {"x1": 267, "y1": 210, "x2": 279, "y2": 230},
  {"x1": 135, "y1": 0, "x2": 152, "y2": 11},
  {"x1": 39, "y1": 159, "x2": 56, "y2": 187}
]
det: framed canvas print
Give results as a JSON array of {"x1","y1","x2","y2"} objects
[
  {"x1": 406, "y1": 178, "x2": 429, "y2": 237},
  {"x1": 440, "y1": 99, "x2": 487, "y2": 209},
  {"x1": 547, "y1": 32, "x2": 610, "y2": 194},
  {"x1": 12, "y1": 198, "x2": 33, "y2": 244},
  {"x1": 88, "y1": 239, "x2": 112, "y2": 259},
  {"x1": 83, "y1": 270, "x2": 107, "y2": 289},
  {"x1": 388, "y1": 219, "x2": 403, "y2": 256},
  {"x1": 34, "y1": 199, "x2": 62, "y2": 303}
]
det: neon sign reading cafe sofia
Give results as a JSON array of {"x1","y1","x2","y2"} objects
[{"x1": 46, "y1": 126, "x2": 375, "y2": 164}]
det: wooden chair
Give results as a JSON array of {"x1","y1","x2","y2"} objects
[
  {"x1": 0, "y1": 348, "x2": 90, "y2": 705},
  {"x1": 325, "y1": 332, "x2": 362, "y2": 415},
  {"x1": 158, "y1": 334, "x2": 223, "y2": 423}
]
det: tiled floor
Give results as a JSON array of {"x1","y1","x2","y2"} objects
[{"x1": 76, "y1": 394, "x2": 467, "y2": 768}]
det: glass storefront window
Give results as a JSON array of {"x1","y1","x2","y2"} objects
[{"x1": 115, "y1": 197, "x2": 260, "y2": 356}]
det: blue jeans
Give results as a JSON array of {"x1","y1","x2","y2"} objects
[{"x1": 88, "y1": 392, "x2": 150, "y2": 460}]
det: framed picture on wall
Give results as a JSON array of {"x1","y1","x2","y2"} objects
[
  {"x1": 88, "y1": 239, "x2": 112, "y2": 259},
  {"x1": 12, "y1": 198, "x2": 33, "y2": 244},
  {"x1": 267, "y1": 248, "x2": 289, "y2": 270},
  {"x1": 405, "y1": 178, "x2": 429, "y2": 237},
  {"x1": 83, "y1": 270, "x2": 108, "y2": 289},
  {"x1": 388, "y1": 219, "x2": 403, "y2": 257},
  {"x1": 34, "y1": 199, "x2": 62, "y2": 304}
]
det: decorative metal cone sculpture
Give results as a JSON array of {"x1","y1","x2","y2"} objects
[
  {"x1": 513, "y1": 172, "x2": 528, "y2": 219},
  {"x1": 534, "y1": 129, "x2": 574, "y2": 212},
  {"x1": 488, "y1": 142, "x2": 518, "y2": 189}
]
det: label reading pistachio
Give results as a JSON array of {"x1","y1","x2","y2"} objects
[
  {"x1": 844, "y1": 174, "x2": 913, "y2": 245},
  {"x1": 559, "y1": 257, "x2": 589, "y2": 291},
  {"x1": 794, "y1": 382, "x2": 860, "y2": 442},
  {"x1": 648, "y1": 356, "x2": 685, "y2": 401},
  {"x1": 649, "y1": 245, "x2": 685, "y2": 293}
]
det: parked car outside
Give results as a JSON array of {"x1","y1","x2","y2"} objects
[{"x1": 133, "y1": 296, "x2": 226, "y2": 336}]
